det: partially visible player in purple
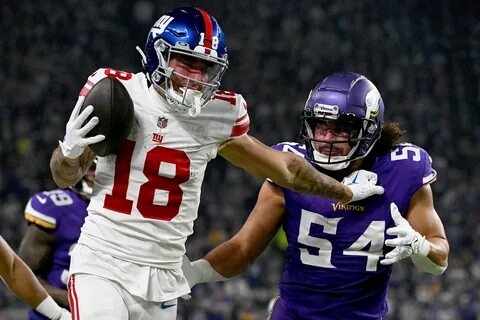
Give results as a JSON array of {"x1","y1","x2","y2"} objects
[
  {"x1": 182, "y1": 72, "x2": 450, "y2": 319},
  {"x1": 18, "y1": 164, "x2": 94, "y2": 320}
]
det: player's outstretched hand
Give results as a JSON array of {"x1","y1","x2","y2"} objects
[
  {"x1": 59, "y1": 96, "x2": 105, "y2": 159},
  {"x1": 380, "y1": 203, "x2": 431, "y2": 265},
  {"x1": 342, "y1": 170, "x2": 384, "y2": 203}
]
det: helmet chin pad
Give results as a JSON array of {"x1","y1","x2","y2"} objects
[
  {"x1": 312, "y1": 150, "x2": 350, "y2": 171},
  {"x1": 165, "y1": 85, "x2": 203, "y2": 117}
]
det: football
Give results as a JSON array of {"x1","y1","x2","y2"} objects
[{"x1": 80, "y1": 76, "x2": 134, "y2": 157}]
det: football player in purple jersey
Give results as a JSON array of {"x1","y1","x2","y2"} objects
[
  {"x1": 182, "y1": 72, "x2": 450, "y2": 319},
  {"x1": 17, "y1": 164, "x2": 94, "y2": 320},
  {"x1": 0, "y1": 237, "x2": 70, "y2": 320}
]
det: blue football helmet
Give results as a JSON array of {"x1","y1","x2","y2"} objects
[
  {"x1": 138, "y1": 7, "x2": 228, "y2": 116},
  {"x1": 301, "y1": 72, "x2": 384, "y2": 170}
]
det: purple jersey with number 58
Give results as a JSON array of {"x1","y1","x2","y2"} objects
[
  {"x1": 269, "y1": 142, "x2": 436, "y2": 320},
  {"x1": 24, "y1": 188, "x2": 88, "y2": 320}
]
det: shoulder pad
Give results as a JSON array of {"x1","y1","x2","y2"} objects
[
  {"x1": 24, "y1": 192, "x2": 58, "y2": 229},
  {"x1": 206, "y1": 90, "x2": 250, "y2": 139},
  {"x1": 388, "y1": 143, "x2": 437, "y2": 185},
  {"x1": 271, "y1": 142, "x2": 307, "y2": 158}
]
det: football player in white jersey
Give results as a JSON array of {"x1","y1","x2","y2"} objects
[{"x1": 49, "y1": 7, "x2": 384, "y2": 320}]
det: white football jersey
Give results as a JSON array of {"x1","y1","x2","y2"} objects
[{"x1": 76, "y1": 68, "x2": 250, "y2": 268}]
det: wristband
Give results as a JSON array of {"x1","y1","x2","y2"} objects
[
  {"x1": 193, "y1": 259, "x2": 227, "y2": 284},
  {"x1": 410, "y1": 235, "x2": 446, "y2": 275},
  {"x1": 35, "y1": 296, "x2": 62, "y2": 320},
  {"x1": 411, "y1": 254, "x2": 447, "y2": 275}
]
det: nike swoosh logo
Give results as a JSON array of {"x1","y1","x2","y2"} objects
[
  {"x1": 351, "y1": 172, "x2": 360, "y2": 184},
  {"x1": 160, "y1": 302, "x2": 176, "y2": 310},
  {"x1": 36, "y1": 195, "x2": 47, "y2": 204}
]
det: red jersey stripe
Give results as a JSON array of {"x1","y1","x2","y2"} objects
[
  {"x1": 235, "y1": 113, "x2": 248, "y2": 123},
  {"x1": 230, "y1": 121, "x2": 250, "y2": 137},
  {"x1": 196, "y1": 7, "x2": 213, "y2": 49}
]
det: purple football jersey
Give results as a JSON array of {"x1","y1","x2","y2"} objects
[
  {"x1": 24, "y1": 188, "x2": 88, "y2": 320},
  {"x1": 269, "y1": 142, "x2": 436, "y2": 320}
]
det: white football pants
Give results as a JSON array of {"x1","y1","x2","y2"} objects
[{"x1": 68, "y1": 273, "x2": 178, "y2": 320}]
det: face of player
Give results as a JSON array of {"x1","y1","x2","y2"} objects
[
  {"x1": 168, "y1": 53, "x2": 213, "y2": 92},
  {"x1": 313, "y1": 120, "x2": 354, "y2": 157}
]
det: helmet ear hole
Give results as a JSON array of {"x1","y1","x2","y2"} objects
[
  {"x1": 156, "y1": 41, "x2": 167, "y2": 53},
  {"x1": 152, "y1": 71, "x2": 162, "y2": 82}
]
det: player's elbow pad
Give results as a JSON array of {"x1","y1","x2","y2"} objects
[{"x1": 410, "y1": 254, "x2": 447, "y2": 275}]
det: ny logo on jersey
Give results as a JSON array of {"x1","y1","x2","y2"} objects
[{"x1": 152, "y1": 133, "x2": 163, "y2": 143}]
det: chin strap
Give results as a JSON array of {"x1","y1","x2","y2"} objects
[{"x1": 136, "y1": 46, "x2": 147, "y2": 65}]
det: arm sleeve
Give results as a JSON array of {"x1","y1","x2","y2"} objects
[{"x1": 229, "y1": 95, "x2": 250, "y2": 139}]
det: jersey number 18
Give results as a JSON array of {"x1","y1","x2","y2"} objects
[{"x1": 103, "y1": 140, "x2": 190, "y2": 221}]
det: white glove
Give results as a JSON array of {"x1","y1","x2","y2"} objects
[
  {"x1": 380, "y1": 203, "x2": 431, "y2": 265},
  {"x1": 342, "y1": 170, "x2": 384, "y2": 203},
  {"x1": 59, "y1": 96, "x2": 105, "y2": 159}
]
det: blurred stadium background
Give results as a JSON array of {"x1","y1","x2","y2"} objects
[{"x1": 1, "y1": 0, "x2": 479, "y2": 319}]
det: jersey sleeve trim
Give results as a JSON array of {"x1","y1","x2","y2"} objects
[
  {"x1": 24, "y1": 213, "x2": 56, "y2": 229},
  {"x1": 24, "y1": 201, "x2": 57, "y2": 229},
  {"x1": 230, "y1": 113, "x2": 250, "y2": 138},
  {"x1": 423, "y1": 170, "x2": 437, "y2": 185}
]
